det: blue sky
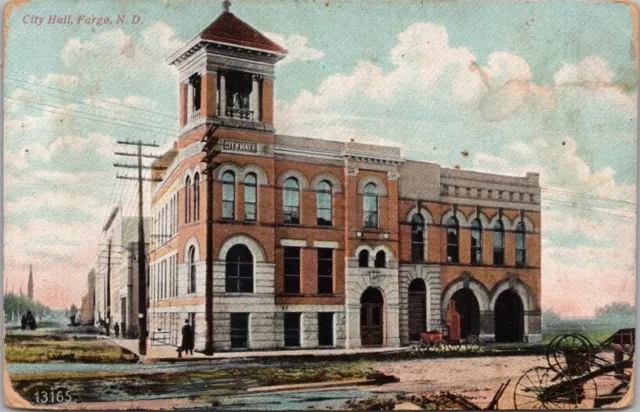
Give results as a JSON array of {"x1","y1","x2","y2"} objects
[{"x1": 3, "y1": 0, "x2": 637, "y2": 314}]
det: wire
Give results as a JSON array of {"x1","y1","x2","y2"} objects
[
  {"x1": 6, "y1": 97, "x2": 177, "y2": 138},
  {"x1": 542, "y1": 198, "x2": 635, "y2": 220},
  {"x1": 542, "y1": 187, "x2": 636, "y2": 207},
  {"x1": 6, "y1": 76, "x2": 178, "y2": 120}
]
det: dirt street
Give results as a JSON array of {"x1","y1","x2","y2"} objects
[{"x1": 372, "y1": 354, "x2": 548, "y2": 409}]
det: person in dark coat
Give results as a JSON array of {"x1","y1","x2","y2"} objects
[
  {"x1": 178, "y1": 319, "x2": 194, "y2": 358},
  {"x1": 114, "y1": 322, "x2": 120, "y2": 338}
]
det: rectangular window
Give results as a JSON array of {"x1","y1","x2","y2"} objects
[
  {"x1": 317, "y1": 248, "x2": 333, "y2": 295},
  {"x1": 318, "y1": 313, "x2": 334, "y2": 347},
  {"x1": 284, "y1": 247, "x2": 301, "y2": 294},
  {"x1": 284, "y1": 313, "x2": 301, "y2": 347},
  {"x1": 230, "y1": 313, "x2": 249, "y2": 349}
]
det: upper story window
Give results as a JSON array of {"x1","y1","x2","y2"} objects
[
  {"x1": 358, "y1": 250, "x2": 369, "y2": 268},
  {"x1": 470, "y1": 218, "x2": 483, "y2": 264},
  {"x1": 222, "y1": 171, "x2": 235, "y2": 220},
  {"x1": 188, "y1": 246, "x2": 196, "y2": 294},
  {"x1": 493, "y1": 221, "x2": 505, "y2": 265},
  {"x1": 283, "y1": 178, "x2": 300, "y2": 225},
  {"x1": 363, "y1": 183, "x2": 379, "y2": 228},
  {"x1": 374, "y1": 250, "x2": 386, "y2": 268},
  {"x1": 411, "y1": 214, "x2": 424, "y2": 263},
  {"x1": 317, "y1": 248, "x2": 333, "y2": 294},
  {"x1": 515, "y1": 222, "x2": 526, "y2": 266},
  {"x1": 185, "y1": 176, "x2": 192, "y2": 224},
  {"x1": 188, "y1": 74, "x2": 201, "y2": 120},
  {"x1": 193, "y1": 173, "x2": 200, "y2": 221},
  {"x1": 446, "y1": 217, "x2": 459, "y2": 263},
  {"x1": 244, "y1": 173, "x2": 257, "y2": 221},
  {"x1": 225, "y1": 244, "x2": 253, "y2": 293},
  {"x1": 316, "y1": 180, "x2": 332, "y2": 227}
]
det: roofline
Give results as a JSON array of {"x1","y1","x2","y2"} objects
[{"x1": 166, "y1": 36, "x2": 287, "y2": 66}]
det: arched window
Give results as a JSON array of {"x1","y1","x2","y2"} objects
[
  {"x1": 316, "y1": 180, "x2": 332, "y2": 226},
  {"x1": 225, "y1": 244, "x2": 253, "y2": 293},
  {"x1": 185, "y1": 176, "x2": 191, "y2": 224},
  {"x1": 411, "y1": 214, "x2": 424, "y2": 263},
  {"x1": 374, "y1": 250, "x2": 386, "y2": 268},
  {"x1": 188, "y1": 246, "x2": 196, "y2": 294},
  {"x1": 446, "y1": 217, "x2": 459, "y2": 263},
  {"x1": 493, "y1": 221, "x2": 505, "y2": 265},
  {"x1": 515, "y1": 221, "x2": 526, "y2": 266},
  {"x1": 283, "y1": 177, "x2": 300, "y2": 224},
  {"x1": 471, "y1": 218, "x2": 482, "y2": 264},
  {"x1": 222, "y1": 171, "x2": 235, "y2": 220},
  {"x1": 358, "y1": 250, "x2": 369, "y2": 268},
  {"x1": 244, "y1": 173, "x2": 257, "y2": 221},
  {"x1": 193, "y1": 173, "x2": 200, "y2": 221},
  {"x1": 363, "y1": 183, "x2": 378, "y2": 228}
]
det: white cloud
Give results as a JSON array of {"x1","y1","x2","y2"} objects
[
  {"x1": 554, "y1": 56, "x2": 614, "y2": 86},
  {"x1": 264, "y1": 32, "x2": 324, "y2": 64}
]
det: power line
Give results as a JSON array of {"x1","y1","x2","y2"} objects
[
  {"x1": 542, "y1": 198, "x2": 635, "y2": 220},
  {"x1": 6, "y1": 76, "x2": 178, "y2": 120},
  {"x1": 6, "y1": 96, "x2": 177, "y2": 137},
  {"x1": 542, "y1": 187, "x2": 636, "y2": 207}
]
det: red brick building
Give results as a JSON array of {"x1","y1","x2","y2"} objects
[{"x1": 147, "y1": 9, "x2": 542, "y2": 351}]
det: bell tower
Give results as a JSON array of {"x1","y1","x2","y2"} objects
[{"x1": 166, "y1": 3, "x2": 287, "y2": 137}]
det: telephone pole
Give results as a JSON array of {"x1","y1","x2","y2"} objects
[
  {"x1": 202, "y1": 125, "x2": 220, "y2": 356},
  {"x1": 106, "y1": 240, "x2": 112, "y2": 336},
  {"x1": 115, "y1": 140, "x2": 164, "y2": 355}
]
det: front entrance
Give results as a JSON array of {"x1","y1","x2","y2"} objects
[
  {"x1": 450, "y1": 289, "x2": 480, "y2": 339},
  {"x1": 408, "y1": 279, "x2": 426, "y2": 340},
  {"x1": 494, "y1": 290, "x2": 524, "y2": 342},
  {"x1": 360, "y1": 288, "x2": 384, "y2": 346}
]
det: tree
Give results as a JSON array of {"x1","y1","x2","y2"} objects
[
  {"x1": 69, "y1": 304, "x2": 78, "y2": 316},
  {"x1": 595, "y1": 302, "x2": 635, "y2": 328}
]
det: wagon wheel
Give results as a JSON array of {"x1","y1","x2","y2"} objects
[
  {"x1": 433, "y1": 341, "x2": 446, "y2": 352},
  {"x1": 514, "y1": 367, "x2": 578, "y2": 409},
  {"x1": 447, "y1": 340, "x2": 462, "y2": 352},
  {"x1": 547, "y1": 334, "x2": 592, "y2": 375},
  {"x1": 572, "y1": 375, "x2": 598, "y2": 409},
  {"x1": 465, "y1": 335, "x2": 481, "y2": 352}
]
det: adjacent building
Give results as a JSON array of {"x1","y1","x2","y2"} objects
[
  {"x1": 95, "y1": 206, "x2": 150, "y2": 338},
  {"x1": 147, "y1": 8, "x2": 542, "y2": 351},
  {"x1": 80, "y1": 269, "x2": 96, "y2": 325}
]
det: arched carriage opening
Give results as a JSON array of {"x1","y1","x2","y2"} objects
[
  {"x1": 494, "y1": 289, "x2": 524, "y2": 342},
  {"x1": 450, "y1": 289, "x2": 480, "y2": 339}
]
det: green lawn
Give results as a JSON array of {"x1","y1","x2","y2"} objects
[{"x1": 4, "y1": 334, "x2": 137, "y2": 363}]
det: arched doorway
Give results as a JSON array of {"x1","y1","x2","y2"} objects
[
  {"x1": 408, "y1": 279, "x2": 426, "y2": 341},
  {"x1": 360, "y1": 288, "x2": 384, "y2": 346},
  {"x1": 450, "y1": 289, "x2": 480, "y2": 338},
  {"x1": 494, "y1": 290, "x2": 524, "y2": 342}
]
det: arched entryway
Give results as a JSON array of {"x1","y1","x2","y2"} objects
[
  {"x1": 408, "y1": 279, "x2": 426, "y2": 341},
  {"x1": 360, "y1": 288, "x2": 384, "y2": 346},
  {"x1": 494, "y1": 289, "x2": 524, "y2": 342},
  {"x1": 450, "y1": 289, "x2": 480, "y2": 339}
]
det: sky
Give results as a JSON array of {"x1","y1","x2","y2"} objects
[{"x1": 3, "y1": 0, "x2": 637, "y2": 316}]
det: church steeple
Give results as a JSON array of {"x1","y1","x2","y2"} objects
[{"x1": 28, "y1": 264, "x2": 34, "y2": 299}]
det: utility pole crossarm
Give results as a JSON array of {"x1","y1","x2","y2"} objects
[
  {"x1": 115, "y1": 151, "x2": 164, "y2": 159},
  {"x1": 114, "y1": 163, "x2": 168, "y2": 171},
  {"x1": 116, "y1": 174, "x2": 162, "y2": 183}
]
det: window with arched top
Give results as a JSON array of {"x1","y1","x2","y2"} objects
[
  {"x1": 411, "y1": 214, "x2": 425, "y2": 263},
  {"x1": 316, "y1": 180, "x2": 332, "y2": 226},
  {"x1": 358, "y1": 250, "x2": 370, "y2": 268},
  {"x1": 363, "y1": 183, "x2": 378, "y2": 228},
  {"x1": 193, "y1": 173, "x2": 200, "y2": 221},
  {"x1": 222, "y1": 171, "x2": 235, "y2": 220},
  {"x1": 188, "y1": 246, "x2": 196, "y2": 294},
  {"x1": 283, "y1": 177, "x2": 300, "y2": 224},
  {"x1": 446, "y1": 217, "x2": 459, "y2": 263},
  {"x1": 225, "y1": 244, "x2": 253, "y2": 293},
  {"x1": 493, "y1": 221, "x2": 505, "y2": 265},
  {"x1": 515, "y1": 221, "x2": 526, "y2": 266},
  {"x1": 374, "y1": 250, "x2": 386, "y2": 268},
  {"x1": 185, "y1": 176, "x2": 191, "y2": 224},
  {"x1": 244, "y1": 173, "x2": 257, "y2": 221},
  {"x1": 470, "y1": 218, "x2": 482, "y2": 265}
]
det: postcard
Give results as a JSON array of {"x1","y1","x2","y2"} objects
[{"x1": 3, "y1": 0, "x2": 637, "y2": 410}]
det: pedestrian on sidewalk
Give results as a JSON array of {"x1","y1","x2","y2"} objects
[
  {"x1": 178, "y1": 319, "x2": 194, "y2": 358},
  {"x1": 114, "y1": 322, "x2": 120, "y2": 338}
]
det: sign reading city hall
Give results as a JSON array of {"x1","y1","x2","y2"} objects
[{"x1": 221, "y1": 139, "x2": 258, "y2": 154}]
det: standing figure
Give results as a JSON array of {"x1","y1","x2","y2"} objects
[
  {"x1": 114, "y1": 322, "x2": 120, "y2": 338},
  {"x1": 178, "y1": 319, "x2": 194, "y2": 358}
]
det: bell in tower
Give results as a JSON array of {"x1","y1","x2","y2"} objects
[{"x1": 166, "y1": 3, "x2": 287, "y2": 134}]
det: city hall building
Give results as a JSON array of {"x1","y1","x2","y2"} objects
[{"x1": 147, "y1": 9, "x2": 542, "y2": 351}]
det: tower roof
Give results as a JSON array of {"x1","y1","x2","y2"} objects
[{"x1": 199, "y1": 11, "x2": 287, "y2": 54}]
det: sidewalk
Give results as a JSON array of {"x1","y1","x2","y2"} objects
[{"x1": 102, "y1": 336, "x2": 409, "y2": 362}]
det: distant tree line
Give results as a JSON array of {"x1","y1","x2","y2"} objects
[
  {"x1": 3, "y1": 294, "x2": 51, "y2": 322},
  {"x1": 543, "y1": 302, "x2": 635, "y2": 332}
]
